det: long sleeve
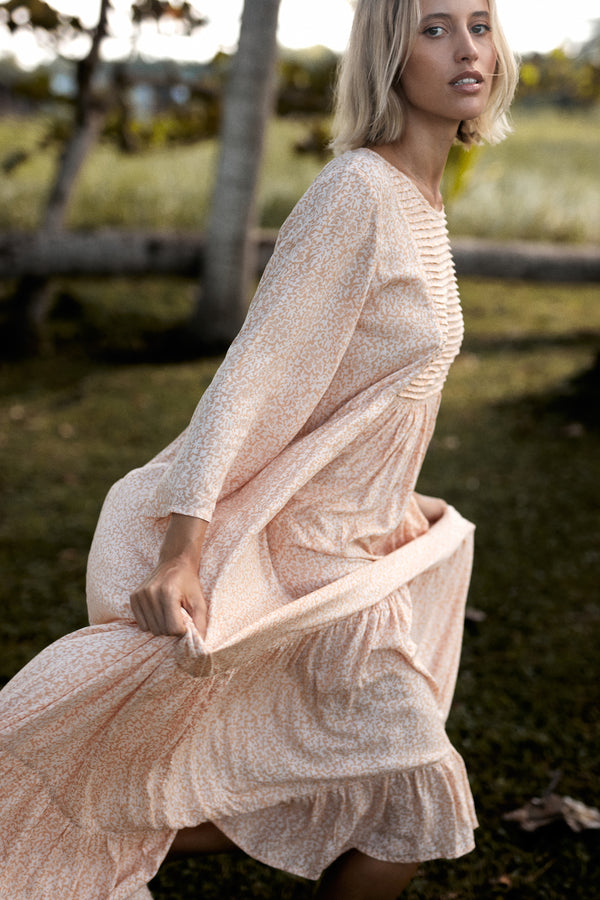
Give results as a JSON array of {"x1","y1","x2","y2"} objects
[{"x1": 153, "y1": 157, "x2": 382, "y2": 522}]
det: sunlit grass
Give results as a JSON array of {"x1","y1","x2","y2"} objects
[
  {"x1": 72, "y1": 139, "x2": 219, "y2": 229},
  {"x1": 446, "y1": 107, "x2": 600, "y2": 242},
  {"x1": 0, "y1": 106, "x2": 599, "y2": 241}
]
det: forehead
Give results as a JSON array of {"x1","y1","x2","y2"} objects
[{"x1": 418, "y1": 0, "x2": 490, "y2": 16}]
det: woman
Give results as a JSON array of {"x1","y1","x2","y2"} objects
[{"x1": 0, "y1": 0, "x2": 518, "y2": 897}]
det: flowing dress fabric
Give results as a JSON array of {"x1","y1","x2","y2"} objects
[{"x1": 0, "y1": 149, "x2": 478, "y2": 899}]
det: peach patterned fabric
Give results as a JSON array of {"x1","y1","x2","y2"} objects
[{"x1": 0, "y1": 149, "x2": 478, "y2": 899}]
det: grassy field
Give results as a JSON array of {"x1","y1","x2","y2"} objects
[
  {"x1": 1, "y1": 274, "x2": 599, "y2": 898},
  {"x1": 0, "y1": 106, "x2": 599, "y2": 242}
]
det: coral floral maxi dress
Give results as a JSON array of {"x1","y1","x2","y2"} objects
[{"x1": 0, "y1": 149, "x2": 478, "y2": 899}]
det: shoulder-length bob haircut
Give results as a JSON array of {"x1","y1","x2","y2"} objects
[{"x1": 332, "y1": 0, "x2": 519, "y2": 154}]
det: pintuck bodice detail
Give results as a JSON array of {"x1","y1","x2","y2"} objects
[{"x1": 382, "y1": 162, "x2": 465, "y2": 402}]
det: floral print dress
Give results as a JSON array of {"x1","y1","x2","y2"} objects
[{"x1": 0, "y1": 148, "x2": 477, "y2": 899}]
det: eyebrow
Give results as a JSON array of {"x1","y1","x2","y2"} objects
[{"x1": 420, "y1": 10, "x2": 490, "y2": 23}]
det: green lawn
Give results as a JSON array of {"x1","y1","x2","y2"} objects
[
  {"x1": 0, "y1": 276, "x2": 599, "y2": 898},
  {"x1": 0, "y1": 106, "x2": 599, "y2": 241}
]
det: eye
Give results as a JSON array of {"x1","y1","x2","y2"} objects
[
  {"x1": 471, "y1": 23, "x2": 492, "y2": 35},
  {"x1": 423, "y1": 25, "x2": 445, "y2": 37}
]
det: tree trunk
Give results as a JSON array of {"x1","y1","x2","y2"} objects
[
  {"x1": 8, "y1": 0, "x2": 110, "y2": 354},
  {"x1": 190, "y1": 0, "x2": 283, "y2": 348},
  {"x1": 2, "y1": 231, "x2": 599, "y2": 282},
  {"x1": 43, "y1": 0, "x2": 110, "y2": 232},
  {"x1": 42, "y1": 109, "x2": 106, "y2": 233}
]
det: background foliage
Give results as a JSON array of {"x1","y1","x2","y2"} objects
[{"x1": 0, "y1": 108, "x2": 599, "y2": 244}]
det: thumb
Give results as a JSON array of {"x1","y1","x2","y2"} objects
[{"x1": 182, "y1": 584, "x2": 208, "y2": 640}]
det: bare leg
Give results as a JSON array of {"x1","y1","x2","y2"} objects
[
  {"x1": 166, "y1": 822, "x2": 239, "y2": 859},
  {"x1": 315, "y1": 850, "x2": 420, "y2": 900},
  {"x1": 166, "y1": 827, "x2": 419, "y2": 899}
]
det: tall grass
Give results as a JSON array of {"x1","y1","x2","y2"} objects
[
  {"x1": 0, "y1": 106, "x2": 598, "y2": 241},
  {"x1": 446, "y1": 106, "x2": 600, "y2": 243}
]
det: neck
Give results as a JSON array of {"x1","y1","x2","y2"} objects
[{"x1": 375, "y1": 115, "x2": 459, "y2": 211}]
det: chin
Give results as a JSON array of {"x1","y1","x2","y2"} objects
[{"x1": 454, "y1": 100, "x2": 489, "y2": 121}]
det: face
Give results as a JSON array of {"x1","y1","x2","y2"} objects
[{"x1": 398, "y1": 0, "x2": 498, "y2": 131}]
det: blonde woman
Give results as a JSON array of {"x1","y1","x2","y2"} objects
[{"x1": 0, "y1": 0, "x2": 518, "y2": 897}]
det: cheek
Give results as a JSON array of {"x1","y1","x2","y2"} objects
[
  {"x1": 399, "y1": 53, "x2": 436, "y2": 97},
  {"x1": 399, "y1": 57, "x2": 419, "y2": 90}
]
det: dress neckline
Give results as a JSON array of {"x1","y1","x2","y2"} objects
[{"x1": 359, "y1": 147, "x2": 446, "y2": 217}]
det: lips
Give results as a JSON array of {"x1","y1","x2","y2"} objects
[{"x1": 450, "y1": 70, "x2": 483, "y2": 86}]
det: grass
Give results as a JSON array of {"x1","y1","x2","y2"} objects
[
  {"x1": 445, "y1": 106, "x2": 600, "y2": 243},
  {"x1": 0, "y1": 106, "x2": 599, "y2": 241},
  {"x1": 0, "y1": 276, "x2": 599, "y2": 898}
]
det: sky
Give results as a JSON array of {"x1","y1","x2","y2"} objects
[{"x1": 1, "y1": 0, "x2": 598, "y2": 69}]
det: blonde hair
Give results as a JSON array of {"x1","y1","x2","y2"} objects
[{"x1": 332, "y1": 0, "x2": 519, "y2": 153}]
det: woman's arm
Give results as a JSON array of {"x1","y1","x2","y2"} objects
[
  {"x1": 153, "y1": 159, "x2": 380, "y2": 524},
  {"x1": 130, "y1": 514, "x2": 209, "y2": 638}
]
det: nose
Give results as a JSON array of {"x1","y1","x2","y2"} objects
[{"x1": 455, "y1": 28, "x2": 479, "y2": 63}]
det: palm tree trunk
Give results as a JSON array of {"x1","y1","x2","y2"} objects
[{"x1": 190, "y1": 0, "x2": 282, "y2": 348}]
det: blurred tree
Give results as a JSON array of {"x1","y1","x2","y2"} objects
[
  {"x1": 517, "y1": 44, "x2": 600, "y2": 108},
  {"x1": 0, "y1": 0, "x2": 81, "y2": 45},
  {"x1": 190, "y1": 0, "x2": 283, "y2": 348},
  {"x1": 277, "y1": 47, "x2": 338, "y2": 116},
  {"x1": 1, "y1": 0, "x2": 207, "y2": 353},
  {"x1": 578, "y1": 18, "x2": 600, "y2": 64},
  {"x1": 5, "y1": 0, "x2": 110, "y2": 352}
]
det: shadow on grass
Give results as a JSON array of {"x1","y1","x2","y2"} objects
[{"x1": 150, "y1": 854, "x2": 313, "y2": 900}]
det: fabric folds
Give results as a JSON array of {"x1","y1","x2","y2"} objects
[{"x1": 0, "y1": 148, "x2": 478, "y2": 898}]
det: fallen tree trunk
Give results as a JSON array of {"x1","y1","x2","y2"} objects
[
  {"x1": 1, "y1": 230, "x2": 599, "y2": 282},
  {"x1": 0, "y1": 230, "x2": 209, "y2": 278},
  {"x1": 451, "y1": 237, "x2": 600, "y2": 282}
]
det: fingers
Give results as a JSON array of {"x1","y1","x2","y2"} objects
[
  {"x1": 130, "y1": 563, "x2": 204, "y2": 637},
  {"x1": 131, "y1": 587, "x2": 188, "y2": 636},
  {"x1": 183, "y1": 595, "x2": 209, "y2": 640},
  {"x1": 130, "y1": 591, "x2": 151, "y2": 632},
  {"x1": 413, "y1": 492, "x2": 445, "y2": 524}
]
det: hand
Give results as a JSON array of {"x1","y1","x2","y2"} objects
[
  {"x1": 413, "y1": 492, "x2": 445, "y2": 525},
  {"x1": 130, "y1": 513, "x2": 209, "y2": 638},
  {"x1": 130, "y1": 556, "x2": 208, "y2": 638}
]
